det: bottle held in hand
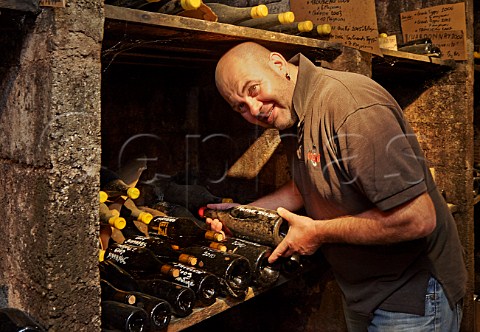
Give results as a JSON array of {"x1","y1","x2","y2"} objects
[{"x1": 199, "y1": 205, "x2": 288, "y2": 247}]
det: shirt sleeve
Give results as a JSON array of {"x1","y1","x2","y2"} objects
[{"x1": 337, "y1": 104, "x2": 428, "y2": 211}]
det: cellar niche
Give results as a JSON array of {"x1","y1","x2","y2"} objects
[
  {"x1": 0, "y1": 0, "x2": 475, "y2": 331},
  {"x1": 100, "y1": 8, "x2": 349, "y2": 329}
]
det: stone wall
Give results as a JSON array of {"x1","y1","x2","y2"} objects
[{"x1": 0, "y1": 1, "x2": 103, "y2": 330}]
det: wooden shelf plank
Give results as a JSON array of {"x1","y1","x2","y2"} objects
[
  {"x1": 373, "y1": 48, "x2": 457, "y2": 80},
  {"x1": 103, "y1": 5, "x2": 343, "y2": 66},
  {"x1": 167, "y1": 274, "x2": 294, "y2": 331},
  {"x1": 380, "y1": 49, "x2": 457, "y2": 67}
]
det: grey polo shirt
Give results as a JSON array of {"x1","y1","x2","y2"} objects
[{"x1": 282, "y1": 54, "x2": 467, "y2": 316}]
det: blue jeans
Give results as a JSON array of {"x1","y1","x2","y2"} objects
[{"x1": 344, "y1": 277, "x2": 463, "y2": 332}]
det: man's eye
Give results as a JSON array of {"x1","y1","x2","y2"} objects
[
  {"x1": 248, "y1": 84, "x2": 259, "y2": 96},
  {"x1": 237, "y1": 103, "x2": 247, "y2": 113}
]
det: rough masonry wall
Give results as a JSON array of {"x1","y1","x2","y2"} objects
[{"x1": 0, "y1": 1, "x2": 103, "y2": 330}]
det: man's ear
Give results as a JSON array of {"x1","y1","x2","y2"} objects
[{"x1": 269, "y1": 52, "x2": 288, "y2": 75}]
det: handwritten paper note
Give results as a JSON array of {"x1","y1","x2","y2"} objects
[
  {"x1": 400, "y1": 3, "x2": 466, "y2": 60},
  {"x1": 379, "y1": 35, "x2": 398, "y2": 51},
  {"x1": 290, "y1": 0, "x2": 381, "y2": 55}
]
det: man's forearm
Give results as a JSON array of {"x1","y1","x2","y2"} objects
[
  {"x1": 318, "y1": 192, "x2": 437, "y2": 245},
  {"x1": 251, "y1": 179, "x2": 303, "y2": 211}
]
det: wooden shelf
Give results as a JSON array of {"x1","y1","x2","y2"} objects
[
  {"x1": 373, "y1": 48, "x2": 457, "y2": 79},
  {"x1": 103, "y1": 5, "x2": 343, "y2": 67},
  {"x1": 168, "y1": 277, "x2": 288, "y2": 331},
  {"x1": 167, "y1": 258, "x2": 329, "y2": 331}
]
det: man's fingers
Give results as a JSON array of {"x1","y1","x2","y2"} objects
[
  {"x1": 268, "y1": 239, "x2": 289, "y2": 264},
  {"x1": 206, "y1": 218, "x2": 223, "y2": 232},
  {"x1": 206, "y1": 217, "x2": 233, "y2": 237},
  {"x1": 277, "y1": 207, "x2": 296, "y2": 223}
]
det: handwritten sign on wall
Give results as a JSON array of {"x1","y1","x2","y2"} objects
[
  {"x1": 290, "y1": 0, "x2": 381, "y2": 55},
  {"x1": 400, "y1": 3, "x2": 466, "y2": 60}
]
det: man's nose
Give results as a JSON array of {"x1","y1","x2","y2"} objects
[{"x1": 246, "y1": 97, "x2": 262, "y2": 117}]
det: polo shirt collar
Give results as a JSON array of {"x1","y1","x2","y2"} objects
[{"x1": 289, "y1": 53, "x2": 320, "y2": 123}]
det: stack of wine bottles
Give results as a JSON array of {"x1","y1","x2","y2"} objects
[
  {"x1": 98, "y1": 167, "x2": 304, "y2": 331},
  {"x1": 105, "y1": 0, "x2": 203, "y2": 15},
  {"x1": 104, "y1": 0, "x2": 332, "y2": 40}
]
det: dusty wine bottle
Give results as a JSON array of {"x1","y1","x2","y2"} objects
[
  {"x1": 238, "y1": 11, "x2": 295, "y2": 29},
  {"x1": 300, "y1": 23, "x2": 332, "y2": 39},
  {"x1": 100, "y1": 202, "x2": 127, "y2": 230},
  {"x1": 397, "y1": 38, "x2": 441, "y2": 56},
  {"x1": 104, "y1": 242, "x2": 180, "y2": 278},
  {"x1": 101, "y1": 167, "x2": 140, "y2": 200},
  {"x1": 99, "y1": 191, "x2": 109, "y2": 203},
  {"x1": 101, "y1": 279, "x2": 137, "y2": 305},
  {"x1": 148, "y1": 215, "x2": 224, "y2": 246},
  {"x1": 160, "y1": 181, "x2": 233, "y2": 214},
  {"x1": 177, "y1": 246, "x2": 252, "y2": 298},
  {"x1": 166, "y1": 262, "x2": 221, "y2": 306},
  {"x1": 105, "y1": 0, "x2": 154, "y2": 8},
  {"x1": 120, "y1": 218, "x2": 148, "y2": 240},
  {"x1": 211, "y1": 237, "x2": 280, "y2": 288},
  {"x1": 123, "y1": 234, "x2": 198, "y2": 266},
  {"x1": 121, "y1": 199, "x2": 153, "y2": 225},
  {"x1": 206, "y1": 3, "x2": 268, "y2": 24},
  {"x1": 267, "y1": 20, "x2": 313, "y2": 35},
  {"x1": 129, "y1": 291, "x2": 171, "y2": 331},
  {"x1": 198, "y1": 205, "x2": 288, "y2": 247},
  {"x1": 100, "y1": 259, "x2": 194, "y2": 318},
  {"x1": 100, "y1": 279, "x2": 172, "y2": 331},
  {"x1": 99, "y1": 259, "x2": 140, "y2": 292},
  {"x1": 207, "y1": 239, "x2": 302, "y2": 278},
  {"x1": 150, "y1": 201, "x2": 197, "y2": 219},
  {"x1": 101, "y1": 301, "x2": 149, "y2": 332},
  {"x1": 133, "y1": 277, "x2": 197, "y2": 317},
  {"x1": 157, "y1": 0, "x2": 202, "y2": 14},
  {"x1": 0, "y1": 308, "x2": 46, "y2": 332}
]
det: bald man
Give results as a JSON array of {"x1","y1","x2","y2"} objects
[{"x1": 211, "y1": 42, "x2": 466, "y2": 331}]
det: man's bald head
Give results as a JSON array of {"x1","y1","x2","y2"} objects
[
  {"x1": 214, "y1": 42, "x2": 298, "y2": 130},
  {"x1": 215, "y1": 42, "x2": 273, "y2": 93}
]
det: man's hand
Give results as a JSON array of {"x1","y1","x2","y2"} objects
[
  {"x1": 204, "y1": 202, "x2": 240, "y2": 236},
  {"x1": 268, "y1": 207, "x2": 322, "y2": 264},
  {"x1": 206, "y1": 217, "x2": 225, "y2": 233}
]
